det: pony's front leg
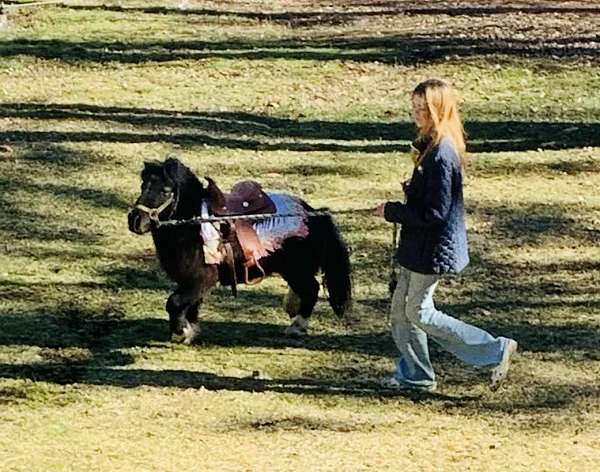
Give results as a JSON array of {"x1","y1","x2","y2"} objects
[
  {"x1": 182, "y1": 298, "x2": 203, "y2": 345},
  {"x1": 166, "y1": 288, "x2": 203, "y2": 345}
]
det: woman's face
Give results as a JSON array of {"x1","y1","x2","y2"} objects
[{"x1": 411, "y1": 94, "x2": 429, "y2": 129}]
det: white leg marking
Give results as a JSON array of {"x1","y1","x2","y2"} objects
[{"x1": 284, "y1": 315, "x2": 309, "y2": 336}]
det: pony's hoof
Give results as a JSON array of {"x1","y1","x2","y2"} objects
[
  {"x1": 171, "y1": 332, "x2": 186, "y2": 343},
  {"x1": 284, "y1": 315, "x2": 309, "y2": 336},
  {"x1": 182, "y1": 322, "x2": 201, "y2": 345}
]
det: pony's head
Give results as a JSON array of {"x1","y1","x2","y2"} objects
[{"x1": 128, "y1": 157, "x2": 201, "y2": 234}]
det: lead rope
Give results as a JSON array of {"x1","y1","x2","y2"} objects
[
  {"x1": 154, "y1": 207, "x2": 374, "y2": 227},
  {"x1": 387, "y1": 223, "x2": 399, "y2": 327}
]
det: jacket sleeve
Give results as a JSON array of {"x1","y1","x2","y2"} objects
[{"x1": 383, "y1": 151, "x2": 454, "y2": 228}]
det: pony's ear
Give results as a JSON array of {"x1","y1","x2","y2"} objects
[
  {"x1": 143, "y1": 160, "x2": 162, "y2": 168},
  {"x1": 205, "y1": 176, "x2": 226, "y2": 209},
  {"x1": 163, "y1": 157, "x2": 181, "y2": 183},
  {"x1": 142, "y1": 160, "x2": 162, "y2": 179}
]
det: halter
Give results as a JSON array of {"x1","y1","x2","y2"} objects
[{"x1": 135, "y1": 192, "x2": 177, "y2": 224}]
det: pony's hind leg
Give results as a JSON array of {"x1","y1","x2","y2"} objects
[{"x1": 282, "y1": 276, "x2": 319, "y2": 336}]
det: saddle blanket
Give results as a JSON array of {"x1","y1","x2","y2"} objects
[{"x1": 201, "y1": 193, "x2": 309, "y2": 265}]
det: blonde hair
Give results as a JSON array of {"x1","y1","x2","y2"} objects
[{"x1": 412, "y1": 79, "x2": 467, "y2": 168}]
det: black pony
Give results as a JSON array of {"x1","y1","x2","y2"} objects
[{"x1": 127, "y1": 158, "x2": 352, "y2": 343}]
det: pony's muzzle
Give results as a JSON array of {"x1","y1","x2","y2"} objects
[{"x1": 128, "y1": 208, "x2": 151, "y2": 234}]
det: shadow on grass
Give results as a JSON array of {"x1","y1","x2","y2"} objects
[
  {"x1": 0, "y1": 204, "x2": 101, "y2": 243},
  {"x1": 0, "y1": 356, "x2": 473, "y2": 403},
  {"x1": 469, "y1": 201, "x2": 600, "y2": 246},
  {"x1": 2, "y1": 355, "x2": 599, "y2": 418},
  {"x1": 212, "y1": 310, "x2": 600, "y2": 355},
  {"x1": 49, "y1": 2, "x2": 600, "y2": 24},
  {"x1": 2, "y1": 103, "x2": 599, "y2": 152},
  {"x1": 0, "y1": 144, "x2": 130, "y2": 244},
  {"x1": 272, "y1": 163, "x2": 366, "y2": 177},
  {"x1": 3, "y1": 358, "x2": 599, "y2": 417},
  {"x1": 1, "y1": 129, "x2": 410, "y2": 153},
  {"x1": 1, "y1": 282, "x2": 598, "y2": 408},
  {"x1": 13, "y1": 142, "x2": 102, "y2": 171},
  {"x1": 0, "y1": 175, "x2": 130, "y2": 211},
  {"x1": 0, "y1": 309, "x2": 168, "y2": 350},
  {"x1": 1, "y1": 301, "x2": 598, "y2": 358},
  {"x1": 99, "y1": 265, "x2": 171, "y2": 291},
  {"x1": 471, "y1": 156, "x2": 600, "y2": 177},
  {"x1": 0, "y1": 32, "x2": 597, "y2": 64},
  {"x1": 0, "y1": 194, "x2": 111, "y2": 246}
]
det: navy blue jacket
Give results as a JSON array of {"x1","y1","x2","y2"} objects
[{"x1": 384, "y1": 137, "x2": 469, "y2": 275}]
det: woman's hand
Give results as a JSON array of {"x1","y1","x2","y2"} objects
[{"x1": 372, "y1": 203, "x2": 386, "y2": 217}]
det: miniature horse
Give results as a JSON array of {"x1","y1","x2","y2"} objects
[{"x1": 127, "y1": 158, "x2": 352, "y2": 344}]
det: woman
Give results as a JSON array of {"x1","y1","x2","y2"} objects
[{"x1": 373, "y1": 79, "x2": 517, "y2": 392}]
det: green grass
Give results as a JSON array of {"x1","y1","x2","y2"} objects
[{"x1": 1, "y1": 1, "x2": 600, "y2": 470}]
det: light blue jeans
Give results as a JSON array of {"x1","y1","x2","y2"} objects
[{"x1": 390, "y1": 266, "x2": 509, "y2": 389}]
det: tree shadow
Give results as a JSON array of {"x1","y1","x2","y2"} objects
[
  {"x1": 464, "y1": 121, "x2": 600, "y2": 152},
  {"x1": 1, "y1": 32, "x2": 597, "y2": 65},
  {"x1": 0, "y1": 143, "x2": 132, "y2": 245},
  {"x1": 0, "y1": 175, "x2": 129, "y2": 211},
  {"x1": 266, "y1": 163, "x2": 366, "y2": 177},
  {"x1": 0, "y1": 202, "x2": 101, "y2": 243},
  {"x1": 468, "y1": 201, "x2": 599, "y2": 246},
  {"x1": 29, "y1": 2, "x2": 600, "y2": 28},
  {"x1": 2, "y1": 103, "x2": 599, "y2": 152},
  {"x1": 0, "y1": 305, "x2": 168, "y2": 350},
  {"x1": 0, "y1": 294, "x2": 456, "y2": 401},
  {"x1": 2, "y1": 296, "x2": 598, "y2": 359},
  {"x1": 343, "y1": 2, "x2": 600, "y2": 17},
  {"x1": 0, "y1": 191, "x2": 119, "y2": 246},
  {"x1": 0, "y1": 129, "x2": 407, "y2": 153},
  {"x1": 12, "y1": 142, "x2": 103, "y2": 171},
  {"x1": 0, "y1": 101, "x2": 409, "y2": 143},
  {"x1": 98, "y1": 265, "x2": 171, "y2": 291},
  {"x1": 196, "y1": 320, "x2": 395, "y2": 356},
  {"x1": 471, "y1": 156, "x2": 600, "y2": 177},
  {"x1": 0, "y1": 360, "x2": 476, "y2": 402},
  {"x1": 472, "y1": 319, "x2": 600, "y2": 357},
  {"x1": 0, "y1": 285, "x2": 597, "y2": 411},
  {"x1": 2, "y1": 355, "x2": 597, "y2": 416},
  {"x1": 440, "y1": 381, "x2": 600, "y2": 418},
  {"x1": 1, "y1": 354, "x2": 598, "y2": 416}
]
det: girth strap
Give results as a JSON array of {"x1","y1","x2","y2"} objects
[{"x1": 223, "y1": 242, "x2": 237, "y2": 297}]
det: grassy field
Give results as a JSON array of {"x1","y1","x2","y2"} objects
[{"x1": 1, "y1": 1, "x2": 599, "y2": 470}]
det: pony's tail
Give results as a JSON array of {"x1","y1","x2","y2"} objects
[{"x1": 319, "y1": 214, "x2": 352, "y2": 317}]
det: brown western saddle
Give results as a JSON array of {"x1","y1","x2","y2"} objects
[
  {"x1": 206, "y1": 178, "x2": 276, "y2": 216},
  {"x1": 205, "y1": 177, "x2": 276, "y2": 294}
]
